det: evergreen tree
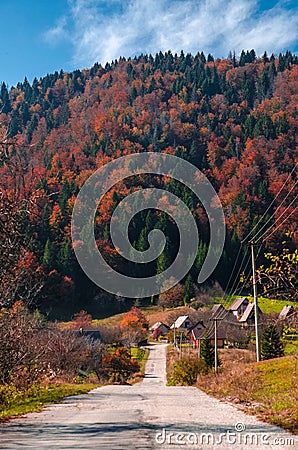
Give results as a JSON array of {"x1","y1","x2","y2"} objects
[
  {"x1": 58, "y1": 238, "x2": 73, "y2": 275},
  {"x1": 200, "y1": 334, "x2": 215, "y2": 369},
  {"x1": 183, "y1": 274, "x2": 195, "y2": 304},
  {"x1": 43, "y1": 239, "x2": 56, "y2": 270},
  {"x1": 261, "y1": 325, "x2": 284, "y2": 360},
  {"x1": 0, "y1": 82, "x2": 11, "y2": 113}
]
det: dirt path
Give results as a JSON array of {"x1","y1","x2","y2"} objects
[{"x1": 0, "y1": 344, "x2": 296, "y2": 449}]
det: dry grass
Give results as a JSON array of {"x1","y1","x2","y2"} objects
[{"x1": 197, "y1": 349, "x2": 298, "y2": 434}]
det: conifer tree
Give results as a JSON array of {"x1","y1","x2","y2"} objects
[
  {"x1": 200, "y1": 334, "x2": 215, "y2": 369},
  {"x1": 261, "y1": 325, "x2": 284, "y2": 360}
]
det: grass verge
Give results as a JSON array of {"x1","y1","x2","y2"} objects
[
  {"x1": 129, "y1": 346, "x2": 150, "y2": 383},
  {"x1": 197, "y1": 350, "x2": 298, "y2": 434},
  {"x1": 0, "y1": 382, "x2": 101, "y2": 422}
]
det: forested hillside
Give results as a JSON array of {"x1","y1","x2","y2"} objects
[{"x1": 0, "y1": 49, "x2": 297, "y2": 318}]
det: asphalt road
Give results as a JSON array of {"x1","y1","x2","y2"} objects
[{"x1": 0, "y1": 344, "x2": 296, "y2": 449}]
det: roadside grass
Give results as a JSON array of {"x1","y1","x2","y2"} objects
[
  {"x1": 0, "y1": 382, "x2": 101, "y2": 422},
  {"x1": 197, "y1": 350, "x2": 298, "y2": 434},
  {"x1": 129, "y1": 346, "x2": 150, "y2": 383}
]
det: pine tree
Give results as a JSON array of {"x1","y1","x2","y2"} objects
[
  {"x1": 183, "y1": 274, "x2": 195, "y2": 305},
  {"x1": 58, "y1": 238, "x2": 73, "y2": 275},
  {"x1": 200, "y1": 334, "x2": 215, "y2": 368},
  {"x1": 261, "y1": 325, "x2": 284, "y2": 360},
  {"x1": 43, "y1": 239, "x2": 56, "y2": 270},
  {"x1": 0, "y1": 82, "x2": 11, "y2": 113}
]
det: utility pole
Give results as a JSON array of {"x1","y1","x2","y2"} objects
[
  {"x1": 214, "y1": 318, "x2": 218, "y2": 373},
  {"x1": 251, "y1": 241, "x2": 261, "y2": 362},
  {"x1": 179, "y1": 332, "x2": 182, "y2": 360},
  {"x1": 173, "y1": 324, "x2": 176, "y2": 348},
  {"x1": 212, "y1": 317, "x2": 223, "y2": 373}
]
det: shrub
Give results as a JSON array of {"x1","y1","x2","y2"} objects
[
  {"x1": 167, "y1": 356, "x2": 207, "y2": 386},
  {"x1": 99, "y1": 347, "x2": 140, "y2": 383}
]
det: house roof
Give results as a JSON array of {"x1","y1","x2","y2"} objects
[
  {"x1": 228, "y1": 297, "x2": 249, "y2": 311},
  {"x1": 191, "y1": 327, "x2": 206, "y2": 340},
  {"x1": 170, "y1": 315, "x2": 192, "y2": 329},
  {"x1": 239, "y1": 303, "x2": 262, "y2": 322},
  {"x1": 211, "y1": 304, "x2": 227, "y2": 319},
  {"x1": 191, "y1": 326, "x2": 226, "y2": 341},
  {"x1": 279, "y1": 305, "x2": 294, "y2": 319},
  {"x1": 150, "y1": 321, "x2": 169, "y2": 331},
  {"x1": 76, "y1": 329, "x2": 103, "y2": 341}
]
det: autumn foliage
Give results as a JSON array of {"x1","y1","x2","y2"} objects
[{"x1": 0, "y1": 49, "x2": 297, "y2": 316}]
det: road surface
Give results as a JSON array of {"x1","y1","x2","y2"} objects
[{"x1": 0, "y1": 344, "x2": 296, "y2": 449}]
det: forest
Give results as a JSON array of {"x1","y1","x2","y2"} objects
[{"x1": 0, "y1": 49, "x2": 297, "y2": 319}]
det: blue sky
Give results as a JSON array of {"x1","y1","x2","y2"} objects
[{"x1": 1, "y1": 0, "x2": 298, "y2": 87}]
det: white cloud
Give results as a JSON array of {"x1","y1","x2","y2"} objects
[
  {"x1": 46, "y1": 0, "x2": 298, "y2": 66},
  {"x1": 44, "y1": 17, "x2": 68, "y2": 44}
]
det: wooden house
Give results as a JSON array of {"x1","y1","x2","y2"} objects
[
  {"x1": 278, "y1": 305, "x2": 295, "y2": 322},
  {"x1": 228, "y1": 297, "x2": 249, "y2": 319},
  {"x1": 150, "y1": 321, "x2": 169, "y2": 336},
  {"x1": 238, "y1": 303, "x2": 262, "y2": 327},
  {"x1": 210, "y1": 304, "x2": 227, "y2": 319},
  {"x1": 170, "y1": 315, "x2": 194, "y2": 330}
]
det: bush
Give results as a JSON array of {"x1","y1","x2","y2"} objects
[
  {"x1": 99, "y1": 347, "x2": 140, "y2": 383},
  {"x1": 167, "y1": 356, "x2": 207, "y2": 386}
]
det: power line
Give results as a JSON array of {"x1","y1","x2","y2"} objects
[
  {"x1": 242, "y1": 163, "x2": 297, "y2": 243},
  {"x1": 255, "y1": 194, "x2": 298, "y2": 243},
  {"x1": 260, "y1": 205, "x2": 298, "y2": 242},
  {"x1": 250, "y1": 179, "x2": 298, "y2": 243}
]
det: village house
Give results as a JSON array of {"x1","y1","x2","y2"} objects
[
  {"x1": 150, "y1": 321, "x2": 169, "y2": 337},
  {"x1": 170, "y1": 315, "x2": 194, "y2": 330},
  {"x1": 278, "y1": 305, "x2": 295, "y2": 322},
  {"x1": 76, "y1": 328, "x2": 103, "y2": 343},
  {"x1": 210, "y1": 303, "x2": 227, "y2": 319},
  {"x1": 238, "y1": 303, "x2": 263, "y2": 327},
  {"x1": 190, "y1": 325, "x2": 226, "y2": 349},
  {"x1": 228, "y1": 297, "x2": 249, "y2": 319},
  {"x1": 189, "y1": 321, "x2": 205, "y2": 348}
]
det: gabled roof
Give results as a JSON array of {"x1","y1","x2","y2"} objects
[
  {"x1": 75, "y1": 329, "x2": 103, "y2": 341},
  {"x1": 150, "y1": 321, "x2": 169, "y2": 331},
  {"x1": 228, "y1": 297, "x2": 249, "y2": 311},
  {"x1": 170, "y1": 315, "x2": 192, "y2": 329},
  {"x1": 189, "y1": 320, "x2": 205, "y2": 331},
  {"x1": 191, "y1": 327, "x2": 206, "y2": 340},
  {"x1": 239, "y1": 303, "x2": 262, "y2": 322},
  {"x1": 279, "y1": 305, "x2": 294, "y2": 319},
  {"x1": 191, "y1": 326, "x2": 226, "y2": 341},
  {"x1": 211, "y1": 304, "x2": 227, "y2": 319}
]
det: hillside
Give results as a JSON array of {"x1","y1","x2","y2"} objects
[{"x1": 0, "y1": 50, "x2": 297, "y2": 318}]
